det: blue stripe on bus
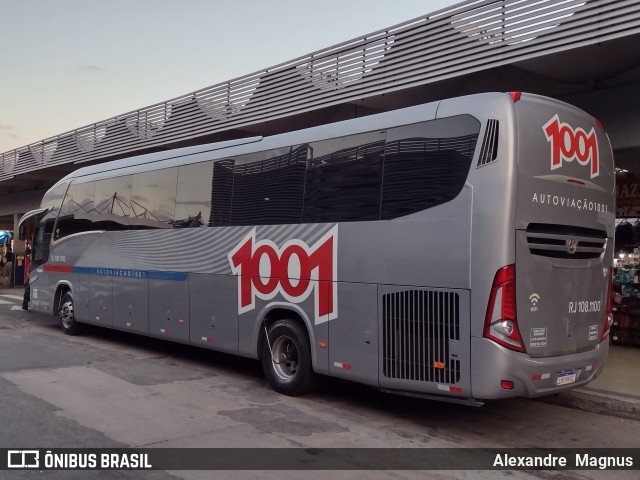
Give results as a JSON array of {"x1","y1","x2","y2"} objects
[
  {"x1": 71, "y1": 266, "x2": 188, "y2": 281},
  {"x1": 148, "y1": 271, "x2": 189, "y2": 281}
]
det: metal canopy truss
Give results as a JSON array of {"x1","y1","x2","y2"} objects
[{"x1": 2, "y1": 0, "x2": 639, "y2": 183}]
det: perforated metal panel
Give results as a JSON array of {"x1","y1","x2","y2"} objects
[{"x1": 2, "y1": 0, "x2": 638, "y2": 183}]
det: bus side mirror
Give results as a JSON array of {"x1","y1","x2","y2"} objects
[{"x1": 18, "y1": 223, "x2": 26, "y2": 241}]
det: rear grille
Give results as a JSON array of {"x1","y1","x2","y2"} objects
[
  {"x1": 477, "y1": 119, "x2": 499, "y2": 167},
  {"x1": 526, "y1": 223, "x2": 607, "y2": 259},
  {"x1": 382, "y1": 290, "x2": 460, "y2": 384}
]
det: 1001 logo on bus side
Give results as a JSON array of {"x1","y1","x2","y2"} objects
[{"x1": 228, "y1": 227, "x2": 338, "y2": 324}]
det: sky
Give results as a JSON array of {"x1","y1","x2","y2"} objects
[{"x1": 0, "y1": 0, "x2": 462, "y2": 154}]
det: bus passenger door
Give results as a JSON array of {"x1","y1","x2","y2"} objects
[{"x1": 29, "y1": 216, "x2": 56, "y2": 313}]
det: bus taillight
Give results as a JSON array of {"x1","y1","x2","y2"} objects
[
  {"x1": 601, "y1": 269, "x2": 614, "y2": 341},
  {"x1": 483, "y1": 264, "x2": 526, "y2": 352}
]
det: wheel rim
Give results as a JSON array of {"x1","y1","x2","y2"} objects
[
  {"x1": 60, "y1": 299, "x2": 74, "y2": 329},
  {"x1": 271, "y1": 335, "x2": 299, "y2": 381}
]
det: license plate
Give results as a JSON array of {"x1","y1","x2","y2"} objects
[{"x1": 556, "y1": 370, "x2": 576, "y2": 386}]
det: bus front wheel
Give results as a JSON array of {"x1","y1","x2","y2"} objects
[
  {"x1": 59, "y1": 292, "x2": 82, "y2": 336},
  {"x1": 261, "y1": 319, "x2": 316, "y2": 396}
]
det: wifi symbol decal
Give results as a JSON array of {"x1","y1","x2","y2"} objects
[{"x1": 529, "y1": 293, "x2": 540, "y2": 312}]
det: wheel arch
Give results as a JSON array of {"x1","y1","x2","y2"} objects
[
  {"x1": 53, "y1": 281, "x2": 73, "y2": 316},
  {"x1": 254, "y1": 303, "x2": 318, "y2": 371}
]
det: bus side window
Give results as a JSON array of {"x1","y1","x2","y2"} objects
[
  {"x1": 93, "y1": 175, "x2": 132, "y2": 231},
  {"x1": 303, "y1": 132, "x2": 385, "y2": 223},
  {"x1": 210, "y1": 159, "x2": 234, "y2": 227},
  {"x1": 55, "y1": 181, "x2": 95, "y2": 240},
  {"x1": 175, "y1": 161, "x2": 214, "y2": 228},
  {"x1": 32, "y1": 218, "x2": 55, "y2": 268},
  {"x1": 230, "y1": 146, "x2": 307, "y2": 226},
  {"x1": 381, "y1": 116, "x2": 480, "y2": 219},
  {"x1": 131, "y1": 168, "x2": 178, "y2": 229}
]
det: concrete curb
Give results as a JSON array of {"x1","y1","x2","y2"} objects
[{"x1": 540, "y1": 387, "x2": 640, "y2": 421}]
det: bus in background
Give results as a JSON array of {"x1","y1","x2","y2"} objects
[{"x1": 18, "y1": 92, "x2": 615, "y2": 405}]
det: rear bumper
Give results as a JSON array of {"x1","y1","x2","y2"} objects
[{"x1": 470, "y1": 336, "x2": 609, "y2": 400}]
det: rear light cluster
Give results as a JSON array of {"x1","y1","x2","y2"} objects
[
  {"x1": 484, "y1": 265, "x2": 611, "y2": 351},
  {"x1": 483, "y1": 264, "x2": 526, "y2": 353},
  {"x1": 601, "y1": 269, "x2": 613, "y2": 341}
]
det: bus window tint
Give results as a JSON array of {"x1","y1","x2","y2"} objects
[
  {"x1": 381, "y1": 116, "x2": 480, "y2": 219},
  {"x1": 231, "y1": 146, "x2": 307, "y2": 226},
  {"x1": 40, "y1": 182, "x2": 69, "y2": 214},
  {"x1": 32, "y1": 218, "x2": 55, "y2": 267},
  {"x1": 131, "y1": 168, "x2": 178, "y2": 228},
  {"x1": 30, "y1": 181, "x2": 69, "y2": 265},
  {"x1": 175, "y1": 161, "x2": 213, "y2": 228},
  {"x1": 93, "y1": 175, "x2": 132, "y2": 230},
  {"x1": 209, "y1": 159, "x2": 234, "y2": 227},
  {"x1": 303, "y1": 132, "x2": 385, "y2": 223},
  {"x1": 55, "y1": 181, "x2": 95, "y2": 240}
]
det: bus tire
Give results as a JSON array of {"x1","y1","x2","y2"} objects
[
  {"x1": 59, "y1": 292, "x2": 82, "y2": 336},
  {"x1": 261, "y1": 319, "x2": 316, "y2": 396}
]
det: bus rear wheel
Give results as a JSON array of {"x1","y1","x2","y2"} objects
[
  {"x1": 59, "y1": 292, "x2": 82, "y2": 336},
  {"x1": 261, "y1": 319, "x2": 316, "y2": 396}
]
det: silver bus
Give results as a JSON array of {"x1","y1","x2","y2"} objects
[{"x1": 19, "y1": 92, "x2": 614, "y2": 405}]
